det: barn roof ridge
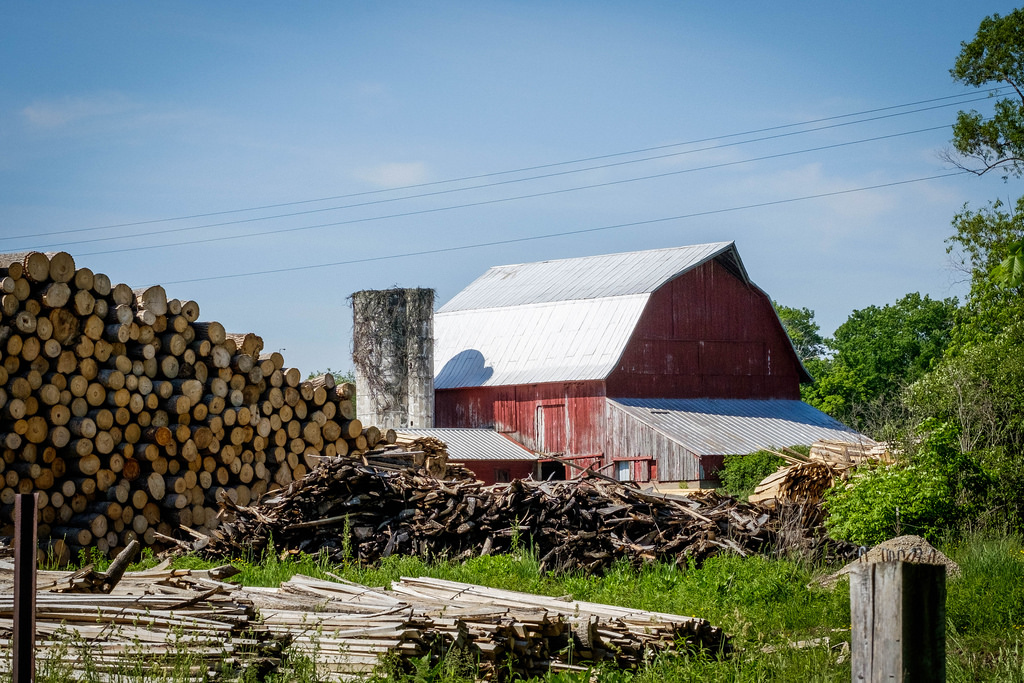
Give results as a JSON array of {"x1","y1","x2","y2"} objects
[{"x1": 467, "y1": 240, "x2": 735, "y2": 271}]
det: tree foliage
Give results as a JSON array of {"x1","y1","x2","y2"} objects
[
  {"x1": 802, "y1": 293, "x2": 957, "y2": 430},
  {"x1": 906, "y1": 322, "x2": 1024, "y2": 453},
  {"x1": 772, "y1": 301, "x2": 826, "y2": 363},
  {"x1": 950, "y1": 8, "x2": 1024, "y2": 178},
  {"x1": 947, "y1": 198, "x2": 1024, "y2": 345},
  {"x1": 719, "y1": 450, "x2": 785, "y2": 499}
]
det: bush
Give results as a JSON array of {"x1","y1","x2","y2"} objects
[
  {"x1": 824, "y1": 421, "x2": 990, "y2": 545},
  {"x1": 719, "y1": 450, "x2": 785, "y2": 499},
  {"x1": 823, "y1": 461, "x2": 957, "y2": 545}
]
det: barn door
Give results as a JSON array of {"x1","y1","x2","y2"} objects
[{"x1": 541, "y1": 404, "x2": 565, "y2": 454}]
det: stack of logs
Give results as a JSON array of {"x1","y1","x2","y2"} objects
[
  {"x1": 0, "y1": 250, "x2": 381, "y2": 561},
  {"x1": 201, "y1": 456, "x2": 860, "y2": 574}
]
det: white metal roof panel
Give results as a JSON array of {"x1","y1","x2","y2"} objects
[
  {"x1": 608, "y1": 398, "x2": 870, "y2": 456},
  {"x1": 434, "y1": 295, "x2": 649, "y2": 389},
  {"x1": 439, "y1": 242, "x2": 736, "y2": 313},
  {"x1": 397, "y1": 428, "x2": 538, "y2": 461}
]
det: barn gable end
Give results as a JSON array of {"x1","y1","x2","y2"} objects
[{"x1": 606, "y1": 258, "x2": 807, "y2": 400}]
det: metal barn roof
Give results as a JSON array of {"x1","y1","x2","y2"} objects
[
  {"x1": 607, "y1": 398, "x2": 869, "y2": 456},
  {"x1": 397, "y1": 428, "x2": 538, "y2": 461},
  {"x1": 435, "y1": 295, "x2": 648, "y2": 389},
  {"x1": 439, "y1": 242, "x2": 739, "y2": 313},
  {"x1": 434, "y1": 242, "x2": 746, "y2": 389}
]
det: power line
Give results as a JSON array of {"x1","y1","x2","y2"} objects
[
  {"x1": 5, "y1": 90, "x2": 996, "y2": 243},
  {"x1": 59, "y1": 124, "x2": 950, "y2": 257},
  {"x1": 156, "y1": 171, "x2": 968, "y2": 286}
]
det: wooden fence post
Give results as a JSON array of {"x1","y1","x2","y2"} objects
[
  {"x1": 850, "y1": 560, "x2": 945, "y2": 682},
  {"x1": 13, "y1": 492, "x2": 39, "y2": 683}
]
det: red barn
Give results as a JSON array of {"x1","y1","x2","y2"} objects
[{"x1": 433, "y1": 242, "x2": 867, "y2": 486}]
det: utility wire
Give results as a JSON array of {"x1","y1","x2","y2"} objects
[
  {"x1": 5, "y1": 90, "x2": 996, "y2": 243},
  {"x1": 59, "y1": 123, "x2": 949, "y2": 256},
  {"x1": 156, "y1": 171, "x2": 969, "y2": 286}
]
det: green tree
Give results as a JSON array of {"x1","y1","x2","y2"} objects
[
  {"x1": 803, "y1": 293, "x2": 957, "y2": 430},
  {"x1": 949, "y1": 8, "x2": 1024, "y2": 178},
  {"x1": 772, "y1": 301, "x2": 827, "y2": 363},
  {"x1": 949, "y1": 8, "x2": 1024, "y2": 288},
  {"x1": 948, "y1": 198, "x2": 1024, "y2": 345},
  {"x1": 904, "y1": 323, "x2": 1024, "y2": 527}
]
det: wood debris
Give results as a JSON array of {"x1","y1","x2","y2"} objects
[{"x1": 199, "y1": 456, "x2": 857, "y2": 575}]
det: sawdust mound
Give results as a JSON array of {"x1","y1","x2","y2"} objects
[{"x1": 816, "y1": 535, "x2": 960, "y2": 588}]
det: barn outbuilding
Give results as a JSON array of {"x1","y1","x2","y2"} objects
[
  {"x1": 432, "y1": 242, "x2": 865, "y2": 486},
  {"x1": 397, "y1": 428, "x2": 539, "y2": 485}
]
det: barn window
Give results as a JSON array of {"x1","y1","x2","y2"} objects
[
  {"x1": 494, "y1": 468, "x2": 511, "y2": 483},
  {"x1": 614, "y1": 461, "x2": 631, "y2": 482}
]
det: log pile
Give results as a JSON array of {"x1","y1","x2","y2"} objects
[
  {"x1": 0, "y1": 557, "x2": 728, "y2": 681},
  {"x1": 200, "y1": 456, "x2": 857, "y2": 574},
  {"x1": 0, "y1": 250, "x2": 376, "y2": 560},
  {"x1": 393, "y1": 433, "x2": 451, "y2": 477}
]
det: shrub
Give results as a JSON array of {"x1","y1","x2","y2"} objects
[
  {"x1": 824, "y1": 421, "x2": 989, "y2": 545},
  {"x1": 823, "y1": 461, "x2": 957, "y2": 545},
  {"x1": 719, "y1": 450, "x2": 785, "y2": 499}
]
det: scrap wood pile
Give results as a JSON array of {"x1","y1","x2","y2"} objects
[
  {"x1": 0, "y1": 551, "x2": 728, "y2": 681},
  {"x1": 0, "y1": 250, "x2": 385, "y2": 562},
  {"x1": 748, "y1": 440, "x2": 892, "y2": 519},
  {"x1": 198, "y1": 455, "x2": 855, "y2": 574}
]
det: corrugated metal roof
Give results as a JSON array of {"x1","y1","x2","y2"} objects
[
  {"x1": 397, "y1": 428, "x2": 538, "y2": 461},
  {"x1": 434, "y1": 243, "x2": 750, "y2": 389},
  {"x1": 608, "y1": 398, "x2": 870, "y2": 456},
  {"x1": 438, "y1": 242, "x2": 737, "y2": 313},
  {"x1": 435, "y1": 295, "x2": 648, "y2": 389}
]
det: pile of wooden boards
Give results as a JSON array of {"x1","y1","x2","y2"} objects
[
  {"x1": 0, "y1": 250, "x2": 383, "y2": 561},
  {"x1": 748, "y1": 440, "x2": 890, "y2": 510},
  {"x1": 0, "y1": 554, "x2": 728, "y2": 681},
  {"x1": 199, "y1": 455, "x2": 855, "y2": 574}
]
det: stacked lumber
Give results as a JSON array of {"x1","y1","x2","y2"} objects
[
  {"x1": 388, "y1": 576, "x2": 730, "y2": 675},
  {"x1": 199, "y1": 456, "x2": 856, "y2": 574},
  {"x1": 0, "y1": 555, "x2": 727, "y2": 681},
  {"x1": 0, "y1": 250, "x2": 374, "y2": 560},
  {"x1": 0, "y1": 559, "x2": 279, "y2": 681},
  {"x1": 809, "y1": 439, "x2": 892, "y2": 464},
  {"x1": 748, "y1": 440, "x2": 887, "y2": 511}
]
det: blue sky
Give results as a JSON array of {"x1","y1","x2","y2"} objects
[{"x1": 2, "y1": 2, "x2": 1020, "y2": 374}]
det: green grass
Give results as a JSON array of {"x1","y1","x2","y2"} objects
[{"x1": 21, "y1": 532, "x2": 1024, "y2": 682}]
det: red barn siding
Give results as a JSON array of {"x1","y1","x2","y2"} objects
[
  {"x1": 458, "y1": 460, "x2": 536, "y2": 485},
  {"x1": 436, "y1": 381, "x2": 606, "y2": 458},
  {"x1": 606, "y1": 259, "x2": 803, "y2": 399}
]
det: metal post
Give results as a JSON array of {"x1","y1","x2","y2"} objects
[
  {"x1": 13, "y1": 492, "x2": 38, "y2": 683},
  {"x1": 850, "y1": 560, "x2": 945, "y2": 682}
]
